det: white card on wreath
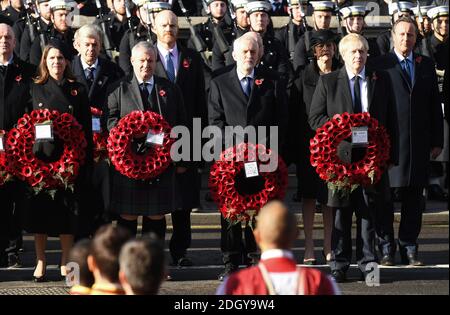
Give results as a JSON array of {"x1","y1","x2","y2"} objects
[
  {"x1": 0, "y1": 136, "x2": 4, "y2": 152},
  {"x1": 244, "y1": 161, "x2": 259, "y2": 178},
  {"x1": 35, "y1": 123, "x2": 53, "y2": 140},
  {"x1": 146, "y1": 130, "x2": 165, "y2": 146},
  {"x1": 351, "y1": 126, "x2": 368, "y2": 146},
  {"x1": 92, "y1": 117, "x2": 101, "y2": 133}
]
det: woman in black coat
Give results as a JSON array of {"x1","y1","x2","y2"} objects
[
  {"x1": 287, "y1": 29, "x2": 340, "y2": 265},
  {"x1": 24, "y1": 42, "x2": 93, "y2": 282}
]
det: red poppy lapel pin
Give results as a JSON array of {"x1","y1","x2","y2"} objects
[
  {"x1": 371, "y1": 71, "x2": 378, "y2": 81},
  {"x1": 71, "y1": 89, "x2": 78, "y2": 96},
  {"x1": 15, "y1": 75, "x2": 22, "y2": 83},
  {"x1": 159, "y1": 89, "x2": 166, "y2": 97},
  {"x1": 182, "y1": 58, "x2": 190, "y2": 69},
  {"x1": 254, "y1": 78, "x2": 264, "y2": 86},
  {"x1": 415, "y1": 55, "x2": 422, "y2": 64}
]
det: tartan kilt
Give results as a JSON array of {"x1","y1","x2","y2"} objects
[{"x1": 110, "y1": 164, "x2": 179, "y2": 216}]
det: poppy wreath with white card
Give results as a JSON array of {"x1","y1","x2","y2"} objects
[
  {"x1": 209, "y1": 142, "x2": 288, "y2": 226},
  {"x1": 107, "y1": 110, "x2": 174, "y2": 180},
  {"x1": 90, "y1": 107, "x2": 109, "y2": 163},
  {"x1": 6, "y1": 109, "x2": 87, "y2": 196},
  {"x1": 309, "y1": 112, "x2": 391, "y2": 199},
  {"x1": 0, "y1": 130, "x2": 13, "y2": 186}
]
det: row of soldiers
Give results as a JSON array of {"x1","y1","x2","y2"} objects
[
  {"x1": 0, "y1": 0, "x2": 447, "y2": 279},
  {"x1": 1, "y1": 1, "x2": 448, "y2": 82}
]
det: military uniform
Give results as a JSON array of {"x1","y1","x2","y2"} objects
[
  {"x1": 118, "y1": 24, "x2": 155, "y2": 75},
  {"x1": 29, "y1": 26, "x2": 77, "y2": 65},
  {"x1": 94, "y1": 11, "x2": 140, "y2": 57},
  {"x1": 0, "y1": 5, "x2": 26, "y2": 25},
  {"x1": 18, "y1": 17, "x2": 51, "y2": 63},
  {"x1": 292, "y1": 1, "x2": 336, "y2": 71},
  {"x1": 118, "y1": 0, "x2": 170, "y2": 74},
  {"x1": 188, "y1": 17, "x2": 235, "y2": 90},
  {"x1": 275, "y1": 20, "x2": 311, "y2": 62},
  {"x1": 377, "y1": 1, "x2": 415, "y2": 56}
]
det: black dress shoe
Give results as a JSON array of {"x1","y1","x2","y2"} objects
[
  {"x1": 0, "y1": 254, "x2": 8, "y2": 268},
  {"x1": 380, "y1": 254, "x2": 395, "y2": 266},
  {"x1": 33, "y1": 274, "x2": 47, "y2": 282},
  {"x1": 331, "y1": 270, "x2": 346, "y2": 283},
  {"x1": 401, "y1": 253, "x2": 424, "y2": 266},
  {"x1": 175, "y1": 257, "x2": 193, "y2": 267},
  {"x1": 218, "y1": 265, "x2": 238, "y2": 281},
  {"x1": 427, "y1": 184, "x2": 448, "y2": 201}
]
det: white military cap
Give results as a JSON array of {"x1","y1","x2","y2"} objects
[
  {"x1": 231, "y1": 0, "x2": 249, "y2": 10},
  {"x1": 288, "y1": 0, "x2": 308, "y2": 6},
  {"x1": 412, "y1": 5, "x2": 435, "y2": 17},
  {"x1": 144, "y1": 1, "x2": 171, "y2": 12},
  {"x1": 427, "y1": 5, "x2": 449, "y2": 20},
  {"x1": 49, "y1": 0, "x2": 76, "y2": 11},
  {"x1": 133, "y1": 0, "x2": 171, "y2": 10},
  {"x1": 245, "y1": 1, "x2": 272, "y2": 14},
  {"x1": 339, "y1": 5, "x2": 371, "y2": 19},
  {"x1": 388, "y1": 1, "x2": 414, "y2": 15},
  {"x1": 204, "y1": 0, "x2": 227, "y2": 4},
  {"x1": 310, "y1": 1, "x2": 335, "y2": 12}
]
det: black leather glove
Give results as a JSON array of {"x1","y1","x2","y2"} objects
[{"x1": 32, "y1": 138, "x2": 64, "y2": 163}]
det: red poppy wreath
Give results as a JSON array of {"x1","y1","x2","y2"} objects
[
  {"x1": 310, "y1": 112, "x2": 390, "y2": 198},
  {"x1": 209, "y1": 142, "x2": 288, "y2": 225},
  {"x1": 0, "y1": 130, "x2": 12, "y2": 186},
  {"x1": 91, "y1": 107, "x2": 109, "y2": 163},
  {"x1": 107, "y1": 110, "x2": 174, "y2": 180},
  {"x1": 6, "y1": 109, "x2": 87, "y2": 195}
]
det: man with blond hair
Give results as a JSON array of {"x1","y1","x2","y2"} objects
[
  {"x1": 309, "y1": 33, "x2": 398, "y2": 282},
  {"x1": 217, "y1": 201, "x2": 339, "y2": 295}
]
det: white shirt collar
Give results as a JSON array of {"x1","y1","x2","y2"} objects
[
  {"x1": 346, "y1": 66, "x2": 366, "y2": 81},
  {"x1": 137, "y1": 75, "x2": 154, "y2": 86},
  {"x1": 394, "y1": 49, "x2": 414, "y2": 64},
  {"x1": 157, "y1": 42, "x2": 178, "y2": 58},
  {"x1": 237, "y1": 68, "x2": 255, "y2": 81},
  {"x1": 81, "y1": 58, "x2": 99, "y2": 71},
  {"x1": 0, "y1": 56, "x2": 13, "y2": 66},
  {"x1": 260, "y1": 249, "x2": 294, "y2": 261}
]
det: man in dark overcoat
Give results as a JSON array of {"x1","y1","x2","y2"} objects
[
  {"x1": 208, "y1": 33, "x2": 288, "y2": 281},
  {"x1": 372, "y1": 17, "x2": 443, "y2": 266}
]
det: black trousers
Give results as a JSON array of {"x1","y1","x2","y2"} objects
[
  {"x1": 169, "y1": 209, "x2": 192, "y2": 262},
  {"x1": 376, "y1": 186, "x2": 425, "y2": 256},
  {"x1": 330, "y1": 187, "x2": 377, "y2": 273},
  {"x1": 220, "y1": 216, "x2": 257, "y2": 267},
  {"x1": 0, "y1": 186, "x2": 14, "y2": 255}
]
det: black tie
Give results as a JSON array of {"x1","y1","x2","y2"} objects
[
  {"x1": 86, "y1": 67, "x2": 95, "y2": 89},
  {"x1": 244, "y1": 77, "x2": 252, "y2": 98},
  {"x1": 0, "y1": 65, "x2": 7, "y2": 76},
  {"x1": 140, "y1": 83, "x2": 151, "y2": 109},
  {"x1": 353, "y1": 76, "x2": 362, "y2": 113}
]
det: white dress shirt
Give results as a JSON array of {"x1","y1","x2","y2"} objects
[
  {"x1": 346, "y1": 66, "x2": 369, "y2": 113},
  {"x1": 137, "y1": 76, "x2": 155, "y2": 96},
  {"x1": 81, "y1": 58, "x2": 99, "y2": 80},
  {"x1": 0, "y1": 56, "x2": 13, "y2": 67},
  {"x1": 157, "y1": 42, "x2": 179, "y2": 78},
  {"x1": 394, "y1": 49, "x2": 415, "y2": 84}
]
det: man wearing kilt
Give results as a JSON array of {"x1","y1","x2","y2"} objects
[
  {"x1": 107, "y1": 41, "x2": 188, "y2": 243},
  {"x1": 153, "y1": 10, "x2": 207, "y2": 267}
]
